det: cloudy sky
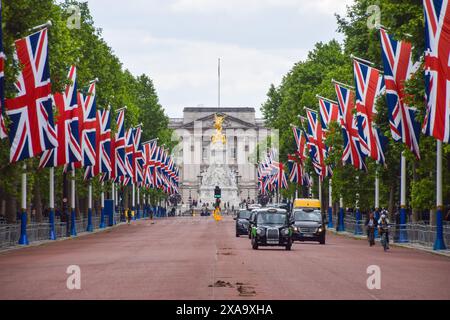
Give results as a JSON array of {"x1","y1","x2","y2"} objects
[{"x1": 84, "y1": 0, "x2": 354, "y2": 117}]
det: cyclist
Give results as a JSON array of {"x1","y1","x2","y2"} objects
[
  {"x1": 378, "y1": 211, "x2": 390, "y2": 250},
  {"x1": 365, "y1": 211, "x2": 378, "y2": 246}
]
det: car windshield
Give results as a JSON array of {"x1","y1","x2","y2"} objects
[
  {"x1": 257, "y1": 213, "x2": 287, "y2": 224},
  {"x1": 293, "y1": 209, "x2": 322, "y2": 222},
  {"x1": 238, "y1": 210, "x2": 251, "y2": 219}
]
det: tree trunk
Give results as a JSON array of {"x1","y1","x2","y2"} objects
[{"x1": 33, "y1": 180, "x2": 43, "y2": 223}]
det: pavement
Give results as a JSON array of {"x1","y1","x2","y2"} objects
[{"x1": 0, "y1": 216, "x2": 449, "y2": 300}]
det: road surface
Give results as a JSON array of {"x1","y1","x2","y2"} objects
[{"x1": 0, "y1": 216, "x2": 449, "y2": 300}]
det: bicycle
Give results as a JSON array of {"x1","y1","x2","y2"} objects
[{"x1": 379, "y1": 226, "x2": 390, "y2": 251}]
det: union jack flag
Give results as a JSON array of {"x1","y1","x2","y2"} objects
[
  {"x1": 288, "y1": 154, "x2": 304, "y2": 185},
  {"x1": 124, "y1": 128, "x2": 135, "y2": 184},
  {"x1": 39, "y1": 66, "x2": 81, "y2": 168},
  {"x1": 133, "y1": 126, "x2": 144, "y2": 184},
  {"x1": 5, "y1": 28, "x2": 58, "y2": 163},
  {"x1": 380, "y1": 28, "x2": 421, "y2": 159},
  {"x1": 111, "y1": 109, "x2": 126, "y2": 181},
  {"x1": 353, "y1": 60, "x2": 387, "y2": 164},
  {"x1": 144, "y1": 141, "x2": 158, "y2": 188},
  {"x1": 291, "y1": 125, "x2": 308, "y2": 162},
  {"x1": 422, "y1": 0, "x2": 450, "y2": 143},
  {"x1": 78, "y1": 81, "x2": 97, "y2": 168},
  {"x1": 85, "y1": 108, "x2": 111, "y2": 180},
  {"x1": 335, "y1": 83, "x2": 367, "y2": 171},
  {"x1": 318, "y1": 97, "x2": 340, "y2": 130},
  {"x1": 304, "y1": 109, "x2": 332, "y2": 178},
  {"x1": 0, "y1": 3, "x2": 6, "y2": 139}
]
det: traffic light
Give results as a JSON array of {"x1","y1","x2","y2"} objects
[{"x1": 214, "y1": 186, "x2": 221, "y2": 199}]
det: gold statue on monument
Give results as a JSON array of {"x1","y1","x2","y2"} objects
[{"x1": 212, "y1": 114, "x2": 226, "y2": 144}]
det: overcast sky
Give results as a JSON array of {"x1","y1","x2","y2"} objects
[{"x1": 83, "y1": 0, "x2": 354, "y2": 118}]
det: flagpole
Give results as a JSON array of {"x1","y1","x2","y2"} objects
[
  {"x1": 18, "y1": 164, "x2": 29, "y2": 245},
  {"x1": 99, "y1": 181, "x2": 106, "y2": 228},
  {"x1": 318, "y1": 177, "x2": 322, "y2": 212},
  {"x1": 136, "y1": 185, "x2": 140, "y2": 219},
  {"x1": 434, "y1": 140, "x2": 446, "y2": 250},
  {"x1": 397, "y1": 152, "x2": 409, "y2": 242},
  {"x1": 87, "y1": 182, "x2": 93, "y2": 231},
  {"x1": 328, "y1": 179, "x2": 333, "y2": 228},
  {"x1": 132, "y1": 183, "x2": 136, "y2": 220},
  {"x1": 374, "y1": 168, "x2": 380, "y2": 238},
  {"x1": 337, "y1": 197, "x2": 345, "y2": 232},
  {"x1": 70, "y1": 170, "x2": 77, "y2": 236},
  {"x1": 49, "y1": 167, "x2": 56, "y2": 240},
  {"x1": 112, "y1": 181, "x2": 115, "y2": 223}
]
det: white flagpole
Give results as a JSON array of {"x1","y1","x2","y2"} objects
[
  {"x1": 137, "y1": 185, "x2": 140, "y2": 219},
  {"x1": 49, "y1": 167, "x2": 56, "y2": 240},
  {"x1": 132, "y1": 183, "x2": 136, "y2": 220},
  {"x1": 70, "y1": 170, "x2": 77, "y2": 236},
  {"x1": 328, "y1": 179, "x2": 333, "y2": 228},
  {"x1": 18, "y1": 164, "x2": 28, "y2": 245},
  {"x1": 87, "y1": 182, "x2": 93, "y2": 231},
  {"x1": 100, "y1": 181, "x2": 105, "y2": 228}
]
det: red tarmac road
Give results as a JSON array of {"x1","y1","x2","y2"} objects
[{"x1": 0, "y1": 216, "x2": 449, "y2": 300}]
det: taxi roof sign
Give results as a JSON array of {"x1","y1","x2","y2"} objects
[{"x1": 294, "y1": 198, "x2": 321, "y2": 209}]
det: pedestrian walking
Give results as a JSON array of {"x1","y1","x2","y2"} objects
[{"x1": 365, "y1": 211, "x2": 378, "y2": 246}]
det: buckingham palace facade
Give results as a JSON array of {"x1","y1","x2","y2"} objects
[{"x1": 169, "y1": 107, "x2": 272, "y2": 207}]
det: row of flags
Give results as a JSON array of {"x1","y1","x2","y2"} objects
[
  {"x1": 0, "y1": 9, "x2": 179, "y2": 195},
  {"x1": 257, "y1": 149, "x2": 289, "y2": 194},
  {"x1": 285, "y1": 0, "x2": 449, "y2": 185}
]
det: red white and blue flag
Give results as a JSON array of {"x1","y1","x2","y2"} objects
[
  {"x1": 353, "y1": 60, "x2": 387, "y2": 164},
  {"x1": 110, "y1": 108, "x2": 126, "y2": 181},
  {"x1": 335, "y1": 83, "x2": 367, "y2": 171},
  {"x1": 304, "y1": 109, "x2": 332, "y2": 178},
  {"x1": 143, "y1": 141, "x2": 157, "y2": 188},
  {"x1": 291, "y1": 125, "x2": 308, "y2": 162},
  {"x1": 422, "y1": 0, "x2": 450, "y2": 143},
  {"x1": 318, "y1": 97, "x2": 340, "y2": 130},
  {"x1": 123, "y1": 128, "x2": 135, "y2": 185},
  {"x1": 133, "y1": 126, "x2": 144, "y2": 184},
  {"x1": 288, "y1": 154, "x2": 303, "y2": 185},
  {"x1": 39, "y1": 66, "x2": 81, "y2": 168},
  {"x1": 380, "y1": 28, "x2": 421, "y2": 159},
  {"x1": 5, "y1": 28, "x2": 58, "y2": 163},
  {"x1": 78, "y1": 81, "x2": 97, "y2": 168},
  {"x1": 85, "y1": 108, "x2": 111, "y2": 180}
]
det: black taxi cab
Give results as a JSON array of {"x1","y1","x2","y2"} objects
[{"x1": 250, "y1": 208, "x2": 293, "y2": 250}]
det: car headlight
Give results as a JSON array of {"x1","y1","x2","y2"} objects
[
  {"x1": 256, "y1": 228, "x2": 264, "y2": 235},
  {"x1": 281, "y1": 228, "x2": 290, "y2": 236},
  {"x1": 292, "y1": 226, "x2": 298, "y2": 232},
  {"x1": 318, "y1": 227, "x2": 323, "y2": 233}
]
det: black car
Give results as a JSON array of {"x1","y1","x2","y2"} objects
[
  {"x1": 291, "y1": 208, "x2": 326, "y2": 244},
  {"x1": 234, "y1": 209, "x2": 251, "y2": 237},
  {"x1": 250, "y1": 208, "x2": 293, "y2": 250}
]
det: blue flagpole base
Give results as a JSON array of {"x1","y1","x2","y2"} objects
[
  {"x1": 396, "y1": 207, "x2": 409, "y2": 243},
  {"x1": 433, "y1": 208, "x2": 447, "y2": 250},
  {"x1": 86, "y1": 208, "x2": 94, "y2": 232},
  {"x1": 18, "y1": 211, "x2": 29, "y2": 245},
  {"x1": 49, "y1": 209, "x2": 56, "y2": 240},
  {"x1": 327, "y1": 207, "x2": 333, "y2": 228},
  {"x1": 354, "y1": 209, "x2": 363, "y2": 235},
  {"x1": 99, "y1": 207, "x2": 106, "y2": 229},
  {"x1": 70, "y1": 210, "x2": 77, "y2": 236},
  {"x1": 374, "y1": 210, "x2": 380, "y2": 238},
  {"x1": 336, "y1": 207, "x2": 345, "y2": 232}
]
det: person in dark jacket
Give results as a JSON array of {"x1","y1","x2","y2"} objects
[{"x1": 365, "y1": 211, "x2": 378, "y2": 246}]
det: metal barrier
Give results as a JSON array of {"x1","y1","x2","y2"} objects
[
  {"x1": 0, "y1": 213, "x2": 124, "y2": 249},
  {"x1": 342, "y1": 218, "x2": 449, "y2": 248}
]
